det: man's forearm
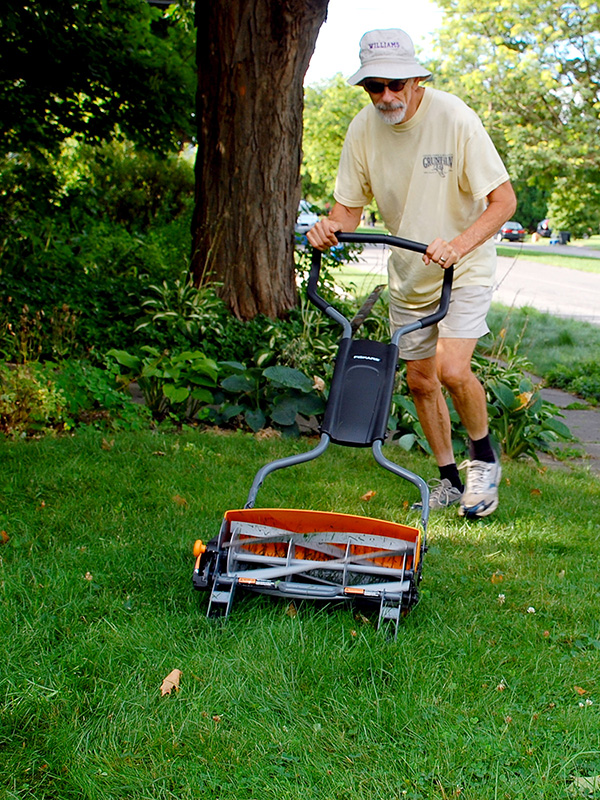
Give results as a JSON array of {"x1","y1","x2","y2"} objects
[
  {"x1": 451, "y1": 180, "x2": 517, "y2": 259},
  {"x1": 328, "y1": 202, "x2": 364, "y2": 232}
]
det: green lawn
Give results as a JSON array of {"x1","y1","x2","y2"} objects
[
  {"x1": 496, "y1": 245, "x2": 600, "y2": 274},
  {"x1": 1, "y1": 427, "x2": 599, "y2": 799}
]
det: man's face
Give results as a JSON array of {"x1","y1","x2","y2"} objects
[{"x1": 362, "y1": 77, "x2": 421, "y2": 125}]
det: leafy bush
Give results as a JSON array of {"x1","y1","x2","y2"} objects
[
  {"x1": 0, "y1": 302, "x2": 79, "y2": 362},
  {"x1": 0, "y1": 359, "x2": 151, "y2": 437},
  {"x1": 131, "y1": 244, "x2": 358, "y2": 371},
  {"x1": 0, "y1": 362, "x2": 67, "y2": 437},
  {"x1": 473, "y1": 351, "x2": 573, "y2": 461},
  {"x1": 59, "y1": 140, "x2": 195, "y2": 232},
  {"x1": 107, "y1": 347, "x2": 219, "y2": 423},
  {"x1": 486, "y1": 375, "x2": 572, "y2": 460},
  {"x1": 213, "y1": 362, "x2": 325, "y2": 436},
  {"x1": 388, "y1": 346, "x2": 572, "y2": 462},
  {"x1": 135, "y1": 269, "x2": 228, "y2": 350},
  {"x1": 0, "y1": 143, "x2": 195, "y2": 361},
  {"x1": 106, "y1": 348, "x2": 325, "y2": 436},
  {"x1": 52, "y1": 359, "x2": 151, "y2": 430},
  {"x1": 547, "y1": 174, "x2": 600, "y2": 239},
  {"x1": 544, "y1": 360, "x2": 600, "y2": 404}
]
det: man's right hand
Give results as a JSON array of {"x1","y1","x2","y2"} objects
[
  {"x1": 306, "y1": 217, "x2": 341, "y2": 250},
  {"x1": 306, "y1": 202, "x2": 364, "y2": 250}
]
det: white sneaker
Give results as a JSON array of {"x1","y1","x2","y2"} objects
[
  {"x1": 458, "y1": 459, "x2": 501, "y2": 518},
  {"x1": 411, "y1": 478, "x2": 462, "y2": 511}
]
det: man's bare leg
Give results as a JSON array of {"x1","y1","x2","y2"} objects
[{"x1": 406, "y1": 338, "x2": 500, "y2": 516}]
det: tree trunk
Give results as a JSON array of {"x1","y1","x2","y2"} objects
[{"x1": 191, "y1": 0, "x2": 328, "y2": 320}]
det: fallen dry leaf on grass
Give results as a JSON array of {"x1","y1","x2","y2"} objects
[
  {"x1": 575, "y1": 686, "x2": 589, "y2": 696},
  {"x1": 285, "y1": 602, "x2": 298, "y2": 618},
  {"x1": 0, "y1": 530, "x2": 9, "y2": 545},
  {"x1": 255, "y1": 427, "x2": 281, "y2": 441},
  {"x1": 491, "y1": 571, "x2": 504, "y2": 584},
  {"x1": 569, "y1": 775, "x2": 600, "y2": 796},
  {"x1": 172, "y1": 494, "x2": 188, "y2": 507},
  {"x1": 160, "y1": 669, "x2": 182, "y2": 696},
  {"x1": 361, "y1": 490, "x2": 377, "y2": 501}
]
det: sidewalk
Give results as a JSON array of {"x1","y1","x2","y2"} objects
[{"x1": 538, "y1": 386, "x2": 600, "y2": 477}]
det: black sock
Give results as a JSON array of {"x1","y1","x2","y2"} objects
[
  {"x1": 439, "y1": 463, "x2": 463, "y2": 491},
  {"x1": 470, "y1": 434, "x2": 496, "y2": 463}
]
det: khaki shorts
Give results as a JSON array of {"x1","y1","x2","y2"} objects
[{"x1": 389, "y1": 285, "x2": 493, "y2": 360}]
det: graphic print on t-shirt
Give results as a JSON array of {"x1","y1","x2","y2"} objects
[{"x1": 422, "y1": 154, "x2": 454, "y2": 178}]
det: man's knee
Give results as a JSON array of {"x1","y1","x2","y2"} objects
[
  {"x1": 438, "y1": 360, "x2": 475, "y2": 393},
  {"x1": 436, "y1": 339, "x2": 478, "y2": 393},
  {"x1": 406, "y1": 361, "x2": 440, "y2": 398}
]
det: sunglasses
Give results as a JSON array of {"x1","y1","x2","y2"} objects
[{"x1": 363, "y1": 78, "x2": 408, "y2": 94}]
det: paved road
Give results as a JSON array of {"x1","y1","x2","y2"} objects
[
  {"x1": 351, "y1": 245, "x2": 600, "y2": 326},
  {"x1": 494, "y1": 255, "x2": 600, "y2": 325}
]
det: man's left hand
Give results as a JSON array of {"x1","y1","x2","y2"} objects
[{"x1": 424, "y1": 238, "x2": 460, "y2": 269}]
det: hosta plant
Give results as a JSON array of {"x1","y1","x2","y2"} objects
[
  {"x1": 214, "y1": 362, "x2": 326, "y2": 436},
  {"x1": 107, "y1": 346, "x2": 219, "y2": 422}
]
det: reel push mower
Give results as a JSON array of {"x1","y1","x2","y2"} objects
[{"x1": 193, "y1": 232, "x2": 453, "y2": 637}]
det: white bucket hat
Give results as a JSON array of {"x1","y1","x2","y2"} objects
[{"x1": 347, "y1": 29, "x2": 432, "y2": 85}]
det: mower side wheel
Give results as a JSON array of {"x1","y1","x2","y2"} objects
[{"x1": 193, "y1": 540, "x2": 207, "y2": 558}]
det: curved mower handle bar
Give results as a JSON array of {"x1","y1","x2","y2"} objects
[{"x1": 307, "y1": 231, "x2": 454, "y2": 338}]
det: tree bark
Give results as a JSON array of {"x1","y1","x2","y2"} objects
[{"x1": 191, "y1": 0, "x2": 329, "y2": 320}]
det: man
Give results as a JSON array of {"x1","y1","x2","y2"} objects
[{"x1": 307, "y1": 28, "x2": 517, "y2": 518}]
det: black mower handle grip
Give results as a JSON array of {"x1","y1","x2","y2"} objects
[
  {"x1": 335, "y1": 230, "x2": 427, "y2": 254},
  {"x1": 307, "y1": 232, "x2": 453, "y2": 327}
]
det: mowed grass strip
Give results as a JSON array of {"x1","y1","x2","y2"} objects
[
  {"x1": 496, "y1": 245, "x2": 600, "y2": 274},
  {"x1": 1, "y1": 428, "x2": 599, "y2": 799}
]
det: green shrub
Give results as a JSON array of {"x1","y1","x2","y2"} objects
[
  {"x1": 135, "y1": 269, "x2": 228, "y2": 346},
  {"x1": 0, "y1": 143, "x2": 195, "y2": 361},
  {"x1": 60, "y1": 140, "x2": 195, "y2": 232},
  {"x1": 213, "y1": 362, "x2": 326, "y2": 436},
  {"x1": 473, "y1": 351, "x2": 573, "y2": 460},
  {"x1": 106, "y1": 348, "x2": 325, "y2": 436},
  {"x1": 107, "y1": 347, "x2": 219, "y2": 423},
  {"x1": 52, "y1": 359, "x2": 151, "y2": 430},
  {"x1": 0, "y1": 362, "x2": 67, "y2": 437},
  {"x1": 545, "y1": 360, "x2": 600, "y2": 404},
  {"x1": 0, "y1": 359, "x2": 151, "y2": 436}
]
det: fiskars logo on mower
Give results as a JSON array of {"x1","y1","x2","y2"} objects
[{"x1": 353, "y1": 354, "x2": 381, "y2": 362}]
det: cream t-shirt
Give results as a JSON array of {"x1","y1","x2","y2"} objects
[{"x1": 333, "y1": 86, "x2": 510, "y2": 308}]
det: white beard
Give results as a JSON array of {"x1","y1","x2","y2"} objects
[{"x1": 375, "y1": 101, "x2": 407, "y2": 125}]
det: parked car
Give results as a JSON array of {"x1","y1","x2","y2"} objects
[
  {"x1": 495, "y1": 221, "x2": 526, "y2": 242},
  {"x1": 536, "y1": 218, "x2": 552, "y2": 238},
  {"x1": 295, "y1": 200, "x2": 319, "y2": 235}
]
